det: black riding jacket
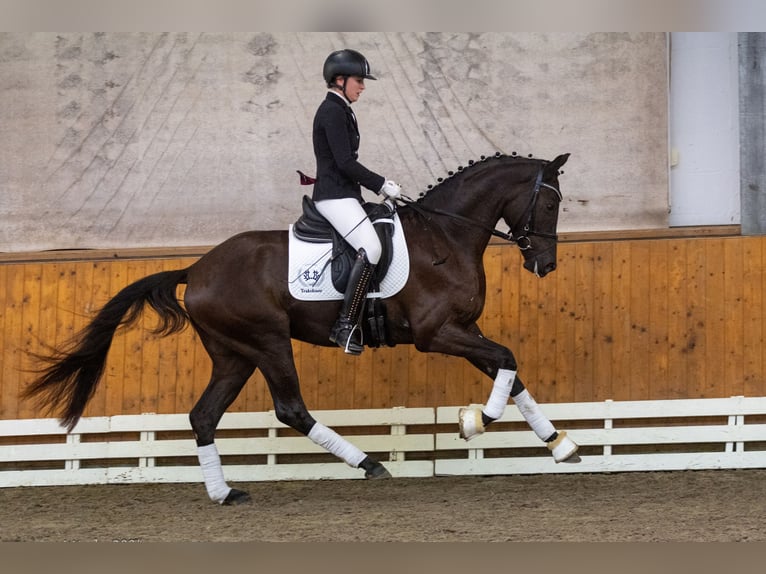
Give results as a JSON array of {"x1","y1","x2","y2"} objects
[{"x1": 311, "y1": 91, "x2": 385, "y2": 202}]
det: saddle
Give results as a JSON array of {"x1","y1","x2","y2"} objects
[{"x1": 292, "y1": 195, "x2": 396, "y2": 293}]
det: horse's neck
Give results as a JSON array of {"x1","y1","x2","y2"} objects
[{"x1": 414, "y1": 189, "x2": 499, "y2": 255}]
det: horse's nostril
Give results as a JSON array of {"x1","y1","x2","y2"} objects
[{"x1": 545, "y1": 262, "x2": 557, "y2": 273}]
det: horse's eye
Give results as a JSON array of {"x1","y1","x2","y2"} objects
[{"x1": 546, "y1": 202, "x2": 556, "y2": 211}]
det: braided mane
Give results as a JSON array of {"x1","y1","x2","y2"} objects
[{"x1": 417, "y1": 151, "x2": 542, "y2": 200}]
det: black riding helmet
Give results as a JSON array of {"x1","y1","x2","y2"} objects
[{"x1": 323, "y1": 49, "x2": 377, "y2": 87}]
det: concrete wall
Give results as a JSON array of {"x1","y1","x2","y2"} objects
[
  {"x1": 0, "y1": 32, "x2": 669, "y2": 253},
  {"x1": 739, "y1": 33, "x2": 766, "y2": 235}
]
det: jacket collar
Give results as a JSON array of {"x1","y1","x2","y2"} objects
[{"x1": 326, "y1": 89, "x2": 351, "y2": 107}]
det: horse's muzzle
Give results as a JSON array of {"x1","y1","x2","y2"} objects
[{"x1": 523, "y1": 248, "x2": 557, "y2": 277}]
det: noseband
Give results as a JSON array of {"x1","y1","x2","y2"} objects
[{"x1": 398, "y1": 165, "x2": 562, "y2": 252}]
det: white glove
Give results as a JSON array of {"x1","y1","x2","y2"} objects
[{"x1": 380, "y1": 179, "x2": 402, "y2": 199}]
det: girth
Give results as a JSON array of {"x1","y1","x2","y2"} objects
[{"x1": 292, "y1": 195, "x2": 396, "y2": 293}]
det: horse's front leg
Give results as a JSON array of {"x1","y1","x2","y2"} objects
[{"x1": 424, "y1": 323, "x2": 579, "y2": 463}]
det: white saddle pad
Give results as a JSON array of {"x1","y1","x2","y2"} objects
[{"x1": 288, "y1": 213, "x2": 410, "y2": 301}]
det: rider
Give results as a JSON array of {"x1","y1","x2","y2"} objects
[{"x1": 312, "y1": 48, "x2": 402, "y2": 355}]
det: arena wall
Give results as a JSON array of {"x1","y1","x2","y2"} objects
[
  {"x1": 2, "y1": 229, "x2": 763, "y2": 422},
  {"x1": 1, "y1": 32, "x2": 668, "y2": 253}
]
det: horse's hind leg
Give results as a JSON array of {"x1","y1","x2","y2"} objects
[
  {"x1": 256, "y1": 339, "x2": 392, "y2": 479},
  {"x1": 189, "y1": 343, "x2": 255, "y2": 505}
]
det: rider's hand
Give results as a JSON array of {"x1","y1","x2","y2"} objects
[{"x1": 380, "y1": 179, "x2": 402, "y2": 199}]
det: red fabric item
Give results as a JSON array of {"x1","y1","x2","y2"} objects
[{"x1": 297, "y1": 170, "x2": 316, "y2": 185}]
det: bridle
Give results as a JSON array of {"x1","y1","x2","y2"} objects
[
  {"x1": 397, "y1": 165, "x2": 562, "y2": 251},
  {"x1": 508, "y1": 167, "x2": 563, "y2": 250}
]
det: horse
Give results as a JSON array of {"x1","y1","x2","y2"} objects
[{"x1": 23, "y1": 151, "x2": 577, "y2": 505}]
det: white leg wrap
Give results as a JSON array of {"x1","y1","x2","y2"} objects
[
  {"x1": 308, "y1": 422, "x2": 367, "y2": 467},
  {"x1": 512, "y1": 389, "x2": 556, "y2": 441},
  {"x1": 482, "y1": 368, "x2": 516, "y2": 420},
  {"x1": 197, "y1": 443, "x2": 232, "y2": 504},
  {"x1": 458, "y1": 407, "x2": 485, "y2": 441}
]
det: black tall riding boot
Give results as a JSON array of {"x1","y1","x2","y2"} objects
[{"x1": 330, "y1": 249, "x2": 375, "y2": 355}]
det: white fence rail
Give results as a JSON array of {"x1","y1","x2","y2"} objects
[
  {"x1": 435, "y1": 396, "x2": 766, "y2": 475},
  {"x1": 2, "y1": 397, "x2": 765, "y2": 488}
]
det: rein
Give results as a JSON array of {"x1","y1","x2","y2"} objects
[{"x1": 396, "y1": 165, "x2": 561, "y2": 251}]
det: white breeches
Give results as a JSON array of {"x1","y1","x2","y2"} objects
[{"x1": 315, "y1": 197, "x2": 382, "y2": 264}]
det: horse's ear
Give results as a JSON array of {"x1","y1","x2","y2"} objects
[{"x1": 545, "y1": 153, "x2": 570, "y2": 176}]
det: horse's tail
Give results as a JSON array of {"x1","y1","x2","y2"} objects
[{"x1": 23, "y1": 268, "x2": 190, "y2": 432}]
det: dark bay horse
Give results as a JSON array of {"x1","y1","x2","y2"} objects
[{"x1": 24, "y1": 152, "x2": 577, "y2": 505}]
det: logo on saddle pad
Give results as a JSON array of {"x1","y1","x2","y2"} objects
[{"x1": 288, "y1": 197, "x2": 410, "y2": 301}]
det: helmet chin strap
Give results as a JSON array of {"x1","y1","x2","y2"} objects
[{"x1": 331, "y1": 77, "x2": 351, "y2": 103}]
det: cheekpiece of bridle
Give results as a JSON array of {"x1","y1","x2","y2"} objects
[{"x1": 507, "y1": 166, "x2": 563, "y2": 251}]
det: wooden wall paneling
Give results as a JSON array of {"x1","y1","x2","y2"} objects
[
  {"x1": 369, "y1": 347, "x2": 390, "y2": 410},
  {"x1": 0, "y1": 264, "x2": 7, "y2": 417},
  {"x1": 316, "y1": 346, "x2": 340, "y2": 410},
  {"x1": 704, "y1": 240, "x2": 727, "y2": 398},
  {"x1": 352, "y1": 351, "x2": 375, "y2": 409},
  {"x1": 723, "y1": 239, "x2": 745, "y2": 398},
  {"x1": 573, "y1": 242, "x2": 595, "y2": 403},
  {"x1": 407, "y1": 345, "x2": 429, "y2": 408},
  {"x1": 742, "y1": 237, "x2": 764, "y2": 397},
  {"x1": 20, "y1": 263, "x2": 42, "y2": 387},
  {"x1": 647, "y1": 240, "x2": 670, "y2": 399},
  {"x1": 17, "y1": 263, "x2": 41, "y2": 419},
  {"x1": 591, "y1": 241, "x2": 614, "y2": 401},
  {"x1": 610, "y1": 242, "x2": 632, "y2": 401},
  {"x1": 0, "y1": 265, "x2": 23, "y2": 419},
  {"x1": 427, "y1": 352, "x2": 450, "y2": 407},
  {"x1": 329, "y1": 350, "x2": 353, "y2": 411},
  {"x1": 685, "y1": 239, "x2": 707, "y2": 398},
  {"x1": 629, "y1": 241, "x2": 651, "y2": 400},
  {"x1": 5, "y1": 235, "x2": 766, "y2": 424},
  {"x1": 554, "y1": 245, "x2": 577, "y2": 403},
  {"x1": 387, "y1": 345, "x2": 411, "y2": 409},
  {"x1": 666, "y1": 240, "x2": 688, "y2": 398}
]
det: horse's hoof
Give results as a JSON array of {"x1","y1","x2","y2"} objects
[
  {"x1": 222, "y1": 488, "x2": 252, "y2": 505},
  {"x1": 458, "y1": 407, "x2": 485, "y2": 441},
  {"x1": 365, "y1": 463, "x2": 393, "y2": 479},
  {"x1": 547, "y1": 430, "x2": 579, "y2": 463}
]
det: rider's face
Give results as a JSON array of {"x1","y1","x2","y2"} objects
[{"x1": 337, "y1": 76, "x2": 365, "y2": 103}]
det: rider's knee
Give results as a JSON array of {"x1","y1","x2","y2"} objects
[{"x1": 362, "y1": 240, "x2": 382, "y2": 265}]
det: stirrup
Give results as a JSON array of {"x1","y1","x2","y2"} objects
[{"x1": 330, "y1": 320, "x2": 364, "y2": 355}]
